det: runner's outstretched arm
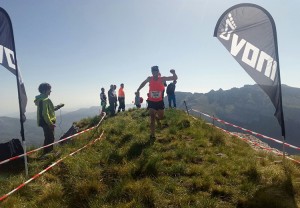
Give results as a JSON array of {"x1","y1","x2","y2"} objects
[
  {"x1": 137, "y1": 77, "x2": 151, "y2": 92},
  {"x1": 161, "y1": 69, "x2": 177, "y2": 82}
]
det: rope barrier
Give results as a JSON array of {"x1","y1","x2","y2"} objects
[
  {"x1": 214, "y1": 126, "x2": 300, "y2": 164},
  {"x1": 187, "y1": 114, "x2": 300, "y2": 164},
  {"x1": 190, "y1": 109, "x2": 300, "y2": 151},
  {"x1": 0, "y1": 112, "x2": 106, "y2": 166},
  {"x1": 0, "y1": 131, "x2": 104, "y2": 202}
]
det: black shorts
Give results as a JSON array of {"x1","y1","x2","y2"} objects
[{"x1": 147, "y1": 100, "x2": 165, "y2": 110}]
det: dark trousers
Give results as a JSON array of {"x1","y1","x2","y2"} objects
[
  {"x1": 42, "y1": 125, "x2": 55, "y2": 154},
  {"x1": 109, "y1": 101, "x2": 116, "y2": 116},
  {"x1": 118, "y1": 97, "x2": 125, "y2": 112},
  {"x1": 168, "y1": 94, "x2": 176, "y2": 108}
]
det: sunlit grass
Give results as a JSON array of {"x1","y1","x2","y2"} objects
[{"x1": 0, "y1": 108, "x2": 300, "y2": 207}]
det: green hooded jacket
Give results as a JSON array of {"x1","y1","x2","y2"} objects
[{"x1": 34, "y1": 94, "x2": 56, "y2": 126}]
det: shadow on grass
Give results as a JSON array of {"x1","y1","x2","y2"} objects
[
  {"x1": 240, "y1": 168, "x2": 297, "y2": 208},
  {"x1": 117, "y1": 133, "x2": 134, "y2": 148},
  {"x1": 126, "y1": 137, "x2": 155, "y2": 160},
  {"x1": 0, "y1": 159, "x2": 25, "y2": 175}
]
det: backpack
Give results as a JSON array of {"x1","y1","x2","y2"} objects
[
  {"x1": 166, "y1": 83, "x2": 175, "y2": 95},
  {"x1": 59, "y1": 124, "x2": 79, "y2": 145},
  {"x1": 0, "y1": 139, "x2": 24, "y2": 161}
]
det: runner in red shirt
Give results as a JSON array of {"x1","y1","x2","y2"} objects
[{"x1": 136, "y1": 66, "x2": 177, "y2": 139}]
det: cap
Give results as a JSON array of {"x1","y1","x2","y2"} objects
[{"x1": 151, "y1": 66, "x2": 159, "y2": 72}]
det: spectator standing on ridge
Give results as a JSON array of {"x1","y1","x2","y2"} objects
[
  {"x1": 100, "y1": 87, "x2": 107, "y2": 114},
  {"x1": 118, "y1": 83, "x2": 125, "y2": 112},
  {"x1": 108, "y1": 84, "x2": 116, "y2": 116},
  {"x1": 135, "y1": 91, "x2": 142, "y2": 108},
  {"x1": 136, "y1": 66, "x2": 177, "y2": 139},
  {"x1": 113, "y1": 85, "x2": 118, "y2": 111},
  {"x1": 34, "y1": 83, "x2": 64, "y2": 155},
  {"x1": 166, "y1": 80, "x2": 177, "y2": 108},
  {"x1": 158, "y1": 72, "x2": 167, "y2": 99}
]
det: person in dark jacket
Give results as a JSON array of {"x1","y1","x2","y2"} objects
[
  {"x1": 113, "y1": 84, "x2": 118, "y2": 111},
  {"x1": 100, "y1": 87, "x2": 107, "y2": 115},
  {"x1": 166, "y1": 80, "x2": 177, "y2": 108},
  {"x1": 134, "y1": 91, "x2": 142, "y2": 108},
  {"x1": 108, "y1": 84, "x2": 116, "y2": 116}
]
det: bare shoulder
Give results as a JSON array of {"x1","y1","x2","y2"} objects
[{"x1": 141, "y1": 76, "x2": 151, "y2": 84}]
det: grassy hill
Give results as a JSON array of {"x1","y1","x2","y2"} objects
[
  {"x1": 1, "y1": 109, "x2": 300, "y2": 208},
  {"x1": 173, "y1": 84, "x2": 300, "y2": 154}
]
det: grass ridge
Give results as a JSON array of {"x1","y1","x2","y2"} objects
[{"x1": 1, "y1": 108, "x2": 300, "y2": 208}]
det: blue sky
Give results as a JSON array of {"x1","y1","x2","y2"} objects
[{"x1": 0, "y1": 0, "x2": 299, "y2": 116}]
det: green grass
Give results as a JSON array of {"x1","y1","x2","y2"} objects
[{"x1": 1, "y1": 108, "x2": 300, "y2": 208}]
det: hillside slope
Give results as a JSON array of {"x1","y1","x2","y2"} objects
[
  {"x1": 1, "y1": 109, "x2": 300, "y2": 208},
  {"x1": 173, "y1": 84, "x2": 300, "y2": 154}
]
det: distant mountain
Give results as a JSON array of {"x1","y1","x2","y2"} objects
[
  {"x1": 173, "y1": 84, "x2": 300, "y2": 154},
  {"x1": 0, "y1": 116, "x2": 41, "y2": 146},
  {"x1": 3, "y1": 89, "x2": 299, "y2": 154},
  {"x1": 0, "y1": 106, "x2": 100, "y2": 147}
]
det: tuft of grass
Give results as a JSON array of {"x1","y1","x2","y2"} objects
[
  {"x1": 107, "y1": 151, "x2": 123, "y2": 164},
  {"x1": 177, "y1": 119, "x2": 191, "y2": 129},
  {"x1": 243, "y1": 166, "x2": 261, "y2": 183},
  {"x1": 126, "y1": 141, "x2": 148, "y2": 160},
  {"x1": 133, "y1": 152, "x2": 161, "y2": 179},
  {"x1": 209, "y1": 130, "x2": 226, "y2": 146},
  {"x1": 36, "y1": 182, "x2": 64, "y2": 205}
]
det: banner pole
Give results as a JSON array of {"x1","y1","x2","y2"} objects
[
  {"x1": 22, "y1": 141, "x2": 28, "y2": 176},
  {"x1": 15, "y1": 61, "x2": 28, "y2": 177},
  {"x1": 16, "y1": 67, "x2": 28, "y2": 177},
  {"x1": 184, "y1": 101, "x2": 189, "y2": 115},
  {"x1": 282, "y1": 136, "x2": 286, "y2": 165},
  {"x1": 0, "y1": 7, "x2": 28, "y2": 177}
]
